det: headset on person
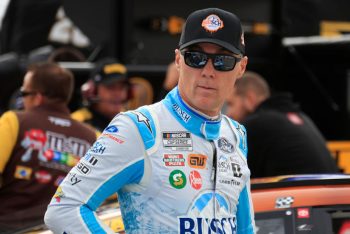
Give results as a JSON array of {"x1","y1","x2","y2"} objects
[{"x1": 80, "y1": 59, "x2": 133, "y2": 106}]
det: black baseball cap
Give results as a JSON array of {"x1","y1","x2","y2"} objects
[
  {"x1": 179, "y1": 8, "x2": 245, "y2": 55},
  {"x1": 92, "y1": 59, "x2": 128, "y2": 85}
]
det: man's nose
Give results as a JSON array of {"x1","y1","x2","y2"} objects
[{"x1": 201, "y1": 58, "x2": 215, "y2": 78}]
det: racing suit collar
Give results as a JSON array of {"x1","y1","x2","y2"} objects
[{"x1": 163, "y1": 87, "x2": 222, "y2": 140}]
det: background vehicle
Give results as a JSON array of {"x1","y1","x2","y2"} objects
[{"x1": 252, "y1": 174, "x2": 350, "y2": 234}]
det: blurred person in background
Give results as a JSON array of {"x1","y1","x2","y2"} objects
[
  {"x1": 71, "y1": 58, "x2": 131, "y2": 132},
  {"x1": 226, "y1": 71, "x2": 339, "y2": 178},
  {"x1": 0, "y1": 62, "x2": 96, "y2": 232},
  {"x1": 156, "y1": 61, "x2": 179, "y2": 101}
]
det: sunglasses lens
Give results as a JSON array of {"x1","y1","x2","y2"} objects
[
  {"x1": 213, "y1": 55, "x2": 236, "y2": 71},
  {"x1": 184, "y1": 52, "x2": 208, "y2": 68},
  {"x1": 183, "y1": 51, "x2": 239, "y2": 71}
]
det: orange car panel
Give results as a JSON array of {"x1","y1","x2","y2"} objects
[{"x1": 252, "y1": 184, "x2": 350, "y2": 212}]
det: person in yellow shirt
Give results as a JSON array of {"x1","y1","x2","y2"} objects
[{"x1": 0, "y1": 62, "x2": 96, "y2": 232}]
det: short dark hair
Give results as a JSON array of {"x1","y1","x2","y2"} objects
[
  {"x1": 235, "y1": 71, "x2": 270, "y2": 98},
  {"x1": 28, "y1": 62, "x2": 74, "y2": 104},
  {"x1": 48, "y1": 46, "x2": 86, "y2": 62}
]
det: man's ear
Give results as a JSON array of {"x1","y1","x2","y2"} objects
[
  {"x1": 245, "y1": 89, "x2": 258, "y2": 112},
  {"x1": 174, "y1": 49, "x2": 181, "y2": 70},
  {"x1": 237, "y1": 56, "x2": 248, "y2": 79},
  {"x1": 34, "y1": 93, "x2": 45, "y2": 106}
]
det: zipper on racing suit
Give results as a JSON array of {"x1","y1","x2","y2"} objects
[
  {"x1": 210, "y1": 140, "x2": 217, "y2": 184},
  {"x1": 210, "y1": 140, "x2": 217, "y2": 219}
]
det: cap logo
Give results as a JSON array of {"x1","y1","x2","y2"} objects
[
  {"x1": 201, "y1": 14, "x2": 224, "y2": 33},
  {"x1": 103, "y1": 64, "x2": 126, "y2": 75}
]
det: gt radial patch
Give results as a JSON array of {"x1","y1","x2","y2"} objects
[
  {"x1": 162, "y1": 132, "x2": 192, "y2": 151},
  {"x1": 14, "y1": 165, "x2": 32, "y2": 180},
  {"x1": 188, "y1": 154, "x2": 207, "y2": 169},
  {"x1": 275, "y1": 196, "x2": 294, "y2": 208},
  {"x1": 169, "y1": 170, "x2": 186, "y2": 189},
  {"x1": 163, "y1": 154, "x2": 185, "y2": 166}
]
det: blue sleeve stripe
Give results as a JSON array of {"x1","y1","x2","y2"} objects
[
  {"x1": 124, "y1": 108, "x2": 156, "y2": 150},
  {"x1": 238, "y1": 124, "x2": 247, "y2": 157},
  {"x1": 236, "y1": 185, "x2": 254, "y2": 234},
  {"x1": 86, "y1": 159, "x2": 144, "y2": 210},
  {"x1": 80, "y1": 205, "x2": 106, "y2": 234}
]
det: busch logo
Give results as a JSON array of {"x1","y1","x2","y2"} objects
[
  {"x1": 173, "y1": 103, "x2": 191, "y2": 123},
  {"x1": 179, "y1": 217, "x2": 236, "y2": 234},
  {"x1": 178, "y1": 191, "x2": 236, "y2": 234},
  {"x1": 90, "y1": 141, "x2": 106, "y2": 154}
]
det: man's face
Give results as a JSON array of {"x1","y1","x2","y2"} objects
[
  {"x1": 225, "y1": 89, "x2": 250, "y2": 122},
  {"x1": 175, "y1": 42, "x2": 247, "y2": 117},
  {"x1": 94, "y1": 81, "x2": 129, "y2": 119}
]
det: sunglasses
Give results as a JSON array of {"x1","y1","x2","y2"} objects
[
  {"x1": 180, "y1": 50, "x2": 243, "y2": 71},
  {"x1": 19, "y1": 88, "x2": 38, "y2": 98}
]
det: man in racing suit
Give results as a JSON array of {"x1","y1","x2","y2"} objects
[{"x1": 45, "y1": 8, "x2": 256, "y2": 233}]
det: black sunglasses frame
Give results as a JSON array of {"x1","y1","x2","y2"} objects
[{"x1": 180, "y1": 50, "x2": 243, "y2": 71}]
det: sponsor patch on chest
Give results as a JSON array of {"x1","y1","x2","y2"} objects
[
  {"x1": 162, "y1": 131, "x2": 193, "y2": 151},
  {"x1": 163, "y1": 154, "x2": 185, "y2": 166}
]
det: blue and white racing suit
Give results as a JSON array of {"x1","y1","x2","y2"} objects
[{"x1": 45, "y1": 87, "x2": 256, "y2": 234}]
